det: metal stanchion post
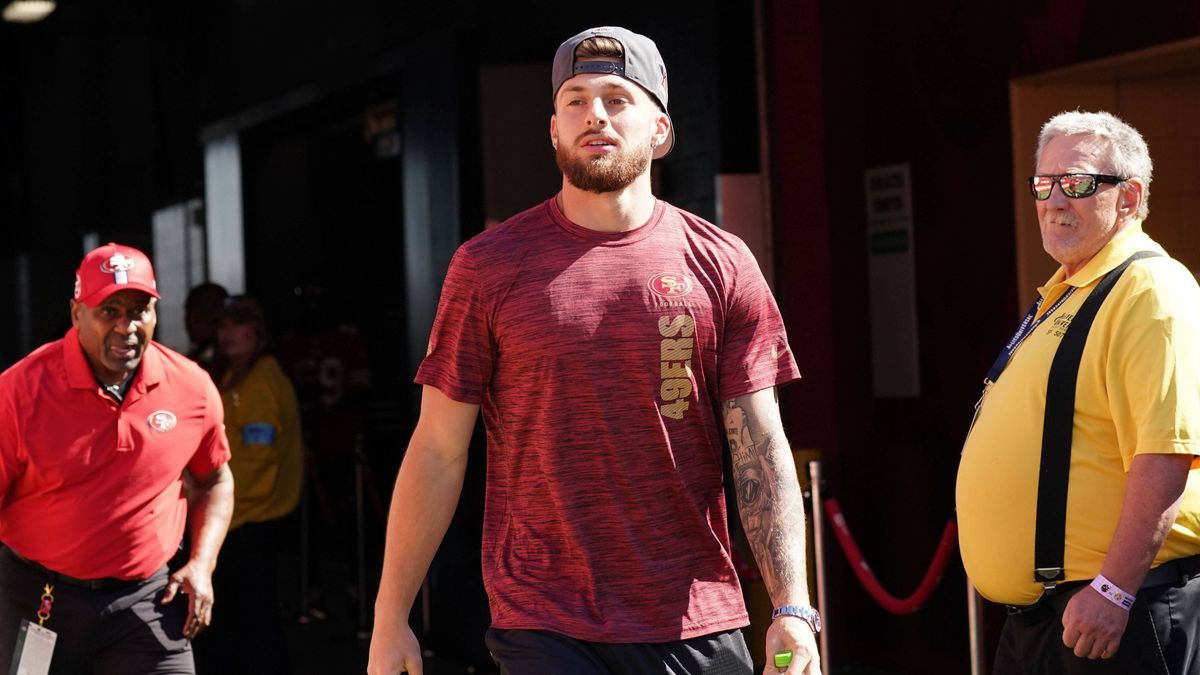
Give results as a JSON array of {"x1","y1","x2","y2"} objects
[
  {"x1": 808, "y1": 460, "x2": 831, "y2": 673},
  {"x1": 355, "y1": 434, "x2": 369, "y2": 639},
  {"x1": 968, "y1": 580, "x2": 987, "y2": 675}
]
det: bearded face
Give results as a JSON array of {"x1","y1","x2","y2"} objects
[{"x1": 556, "y1": 131, "x2": 654, "y2": 194}]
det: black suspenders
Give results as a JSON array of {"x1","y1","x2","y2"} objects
[{"x1": 1033, "y1": 251, "x2": 1162, "y2": 591}]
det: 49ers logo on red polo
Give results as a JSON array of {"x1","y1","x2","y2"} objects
[
  {"x1": 147, "y1": 410, "x2": 177, "y2": 432},
  {"x1": 647, "y1": 273, "x2": 693, "y2": 298}
]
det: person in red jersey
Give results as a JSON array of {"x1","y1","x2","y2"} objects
[
  {"x1": 368, "y1": 27, "x2": 820, "y2": 675},
  {"x1": 0, "y1": 243, "x2": 234, "y2": 674}
]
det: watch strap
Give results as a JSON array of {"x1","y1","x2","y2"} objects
[{"x1": 771, "y1": 604, "x2": 822, "y2": 633}]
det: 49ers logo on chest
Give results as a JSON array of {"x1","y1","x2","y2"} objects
[
  {"x1": 647, "y1": 273, "x2": 693, "y2": 298},
  {"x1": 147, "y1": 410, "x2": 177, "y2": 433}
]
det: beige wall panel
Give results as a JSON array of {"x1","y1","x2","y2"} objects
[
  {"x1": 716, "y1": 173, "x2": 772, "y2": 283},
  {"x1": 1142, "y1": 133, "x2": 1198, "y2": 198},
  {"x1": 1144, "y1": 199, "x2": 1181, "y2": 254},
  {"x1": 1114, "y1": 79, "x2": 1184, "y2": 140},
  {"x1": 1174, "y1": 83, "x2": 1200, "y2": 138},
  {"x1": 1169, "y1": 196, "x2": 1200, "y2": 275}
]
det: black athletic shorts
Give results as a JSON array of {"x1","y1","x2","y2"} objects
[{"x1": 484, "y1": 627, "x2": 753, "y2": 675}]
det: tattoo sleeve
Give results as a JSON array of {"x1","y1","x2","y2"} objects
[{"x1": 724, "y1": 390, "x2": 808, "y2": 603}]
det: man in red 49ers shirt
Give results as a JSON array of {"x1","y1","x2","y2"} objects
[
  {"x1": 0, "y1": 243, "x2": 233, "y2": 674},
  {"x1": 369, "y1": 26, "x2": 821, "y2": 675}
]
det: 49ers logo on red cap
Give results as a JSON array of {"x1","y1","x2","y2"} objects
[
  {"x1": 648, "y1": 273, "x2": 693, "y2": 298},
  {"x1": 101, "y1": 253, "x2": 137, "y2": 285},
  {"x1": 147, "y1": 410, "x2": 177, "y2": 433}
]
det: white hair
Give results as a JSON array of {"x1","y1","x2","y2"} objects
[{"x1": 1036, "y1": 110, "x2": 1153, "y2": 219}]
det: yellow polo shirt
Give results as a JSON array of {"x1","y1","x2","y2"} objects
[
  {"x1": 957, "y1": 222, "x2": 1200, "y2": 605},
  {"x1": 221, "y1": 354, "x2": 304, "y2": 531}
]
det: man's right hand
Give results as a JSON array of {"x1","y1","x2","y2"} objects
[
  {"x1": 367, "y1": 621, "x2": 423, "y2": 675},
  {"x1": 1061, "y1": 587, "x2": 1129, "y2": 659},
  {"x1": 765, "y1": 617, "x2": 822, "y2": 675}
]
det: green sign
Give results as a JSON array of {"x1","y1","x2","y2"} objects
[{"x1": 869, "y1": 229, "x2": 909, "y2": 255}]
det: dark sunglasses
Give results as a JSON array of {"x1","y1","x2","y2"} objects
[{"x1": 1028, "y1": 173, "x2": 1125, "y2": 200}]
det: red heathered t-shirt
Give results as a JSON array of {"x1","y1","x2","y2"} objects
[
  {"x1": 417, "y1": 197, "x2": 801, "y2": 643},
  {"x1": 0, "y1": 328, "x2": 231, "y2": 580}
]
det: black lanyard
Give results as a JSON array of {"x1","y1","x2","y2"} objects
[{"x1": 985, "y1": 287, "x2": 1077, "y2": 385}]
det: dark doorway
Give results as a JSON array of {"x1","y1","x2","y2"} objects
[{"x1": 237, "y1": 80, "x2": 411, "y2": 669}]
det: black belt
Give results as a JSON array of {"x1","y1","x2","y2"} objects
[
  {"x1": 1006, "y1": 553, "x2": 1200, "y2": 623},
  {"x1": 4, "y1": 547, "x2": 142, "y2": 591},
  {"x1": 1142, "y1": 553, "x2": 1200, "y2": 588}
]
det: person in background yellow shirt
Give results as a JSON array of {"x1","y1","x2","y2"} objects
[
  {"x1": 194, "y1": 295, "x2": 303, "y2": 675},
  {"x1": 957, "y1": 110, "x2": 1200, "y2": 673}
]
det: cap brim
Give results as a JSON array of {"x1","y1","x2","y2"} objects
[{"x1": 77, "y1": 283, "x2": 161, "y2": 307}]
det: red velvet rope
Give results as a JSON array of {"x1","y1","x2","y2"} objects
[{"x1": 824, "y1": 498, "x2": 958, "y2": 615}]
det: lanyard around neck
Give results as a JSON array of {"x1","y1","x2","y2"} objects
[{"x1": 985, "y1": 287, "x2": 1077, "y2": 386}]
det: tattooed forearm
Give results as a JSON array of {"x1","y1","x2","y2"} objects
[{"x1": 723, "y1": 393, "x2": 808, "y2": 603}]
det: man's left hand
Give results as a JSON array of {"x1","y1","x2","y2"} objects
[
  {"x1": 161, "y1": 561, "x2": 215, "y2": 641},
  {"x1": 765, "y1": 616, "x2": 821, "y2": 674},
  {"x1": 1061, "y1": 587, "x2": 1129, "y2": 659}
]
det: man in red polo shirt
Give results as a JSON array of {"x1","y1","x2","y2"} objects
[{"x1": 0, "y1": 243, "x2": 234, "y2": 674}]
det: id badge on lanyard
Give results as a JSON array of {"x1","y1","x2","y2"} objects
[{"x1": 9, "y1": 584, "x2": 56, "y2": 675}]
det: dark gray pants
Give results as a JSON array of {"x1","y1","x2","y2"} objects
[
  {"x1": 995, "y1": 574, "x2": 1200, "y2": 675},
  {"x1": 0, "y1": 547, "x2": 193, "y2": 675},
  {"x1": 484, "y1": 627, "x2": 753, "y2": 675}
]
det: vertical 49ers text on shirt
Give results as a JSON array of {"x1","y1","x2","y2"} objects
[{"x1": 659, "y1": 315, "x2": 695, "y2": 420}]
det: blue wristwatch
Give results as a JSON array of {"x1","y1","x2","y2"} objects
[{"x1": 771, "y1": 604, "x2": 822, "y2": 633}]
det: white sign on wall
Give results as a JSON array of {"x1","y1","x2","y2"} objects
[{"x1": 865, "y1": 163, "x2": 920, "y2": 398}]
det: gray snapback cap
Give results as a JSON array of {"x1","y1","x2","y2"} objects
[{"x1": 552, "y1": 26, "x2": 675, "y2": 159}]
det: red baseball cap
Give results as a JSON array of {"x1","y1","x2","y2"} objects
[{"x1": 73, "y1": 242, "x2": 160, "y2": 306}]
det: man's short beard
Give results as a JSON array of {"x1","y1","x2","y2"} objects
[{"x1": 556, "y1": 136, "x2": 653, "y2": 194}]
